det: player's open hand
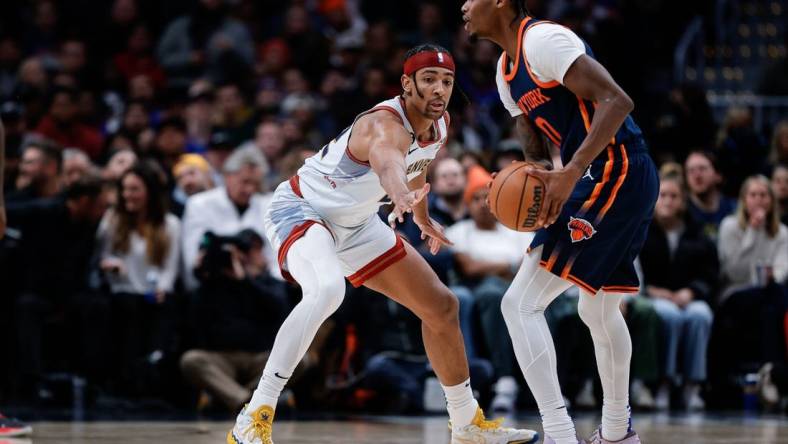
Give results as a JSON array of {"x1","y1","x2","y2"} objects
[
  {"x1": 526, "y1": 165, "x2": 583, "y2": 227},
  {"x1": 391, "y1": 183, "x2": 430, "y2": 224},
  {"x1": 414, "y1": 215, "x2": 453, "y2": 255}
]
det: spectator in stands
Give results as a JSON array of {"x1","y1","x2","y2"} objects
[
  {"x1": 238, "y1": 120, "x2": 286, "y2": 187},
  {"x1": 153, "y1": 117, "x2": 188, "y2": 172},
  {"x1": 716, "y1": 107, "x2": 768, "y2": 196},
  {"x1": 112, "y1": 22, "x2": 166, "y2": 91},
  {"x1": 768, "y1": 120, "x2": 788, "y2": 166},
  {"x1": 181, "y1": 147, "x2": 275, "y2": 291},
  {"x1": 213, "y1": 82, "x2": 258, "y2": 148},
  {"x1": 8, "y1": 140, "x2": 61, "y2": 202},
  {"x1": 181, "y1": 229, "x2": 288, "y2": 412},
  {"x1": 354, "y1": 288, "x2": 493, "y2": 414},
  {"x1": 640, "y1": 171, "x2": 717, "y2": 410},
  {"x1": 719, "y1": 175, "x2": 788, "y2": 297},
  {"x1": 96, "y1": 162, "x2": 180, "y2": 391},
  {"x1": 771, "y1": 164, "x2": 788, "y2": 226},
  {"x1": 62, "y1": 148, "x2": 94, "y2": 187},
  {"x1": 713, "y1": 175, "x2": 788, "y2": 407},
  {"x1": 684, "y1": 150, "x2": 736, "y2": 241},
  {"x1": 156, "y1": 0, "x2": 254, "y2": 88},
  {"x1": 8, "y1": 175, "x2": 107, "y2": 399},
  {"x1": 430, "y1": 157, "x2": 468, "y2": 226},
  {"x1": 171, "y1": 154, "x2": 214, "y2": 217},
  {"x1": 34, "y1": 86, "x2": 103, "y2": 159},
  {"x1": 445, "y1": 166, "x2": 531, "y2": 413}
]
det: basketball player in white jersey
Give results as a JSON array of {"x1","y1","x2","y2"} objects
[{"x1": 228, "y1": 45, "x2": 539, "y2": 444}]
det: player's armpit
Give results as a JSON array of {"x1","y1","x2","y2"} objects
[{"x1": 515, "y1": 115, "x2": 552, "y2": 170}]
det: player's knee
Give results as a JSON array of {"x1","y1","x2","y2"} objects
[
  {"x1": 423, "y1": 287, "x2": 459, "y2": 331},
  {"x1": 313, "y1": 274, "x2": 346, "y2": 313},
  {"x1": 577, "y1": 298, "x2": 601, "y2": 329},
  {"x1": 180, "y1": 350, "x2": 209, "y2": 375},
  {"x1": 500, "y1": 289, "x2": 519, "y2": 322}
]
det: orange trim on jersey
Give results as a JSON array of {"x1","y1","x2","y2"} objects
[
  {"x1": 443, "y1": 111, "x2": 451, "y2": 128},
  {"x1": 289, "y1": 175, "x2": 303, "y2": 198},
  {"x1": 545, "y1": 247, "x2": 562, "y2": 272},
  {"x1": 566, "y1": 274, "x2": 597, "y2": 295},
  {"x1": 503, "y1": 18, "x2": 531, "y2": 82},
  {"x1": 535, "y1": 117, "x2": 562, "y2": 146},
  {"x1": 596, "y1": 144, "x2": 629, "y2": 222},
  {"x1": 559, "y1": 254, "x2": 577, "y2": 280},
  {"x1": 345, "y1": 147, "x2": 370, "y2": 166},
  {"x1": 347, "y1": 236, "x2": 407, "y2": 287},
  {"x1": 579, "y1": 146, "x2": 615, "y2": 213},
  {"x1": 577, "y1": 98, "x2": 592, "y2": 132},
  {"x1": 277, "y1": 220, "x2": 327, "y2": 284},
  {"x1": 522, "y1": 21, "x2": 561, "y2": 89},
  {"x1": 601, "y1": 286, "x2": 640, "y2": 294}
]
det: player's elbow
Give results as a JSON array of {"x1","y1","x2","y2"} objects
[{"x1": 616, "y1": 90, "x2": 634, "y2": 114}]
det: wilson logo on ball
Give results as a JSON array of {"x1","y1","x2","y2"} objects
[
  {"x1": 567, "y1": 217, "x2": 596, "y2": 242},
  {"x1": 522, "y1": 185, "x2": 544, "y2": 229}
]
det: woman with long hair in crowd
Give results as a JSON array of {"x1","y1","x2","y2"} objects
[
  {"x1": 712, "y1": 175, "x2": 788, "y2": 408},
  {"x1": 97, "y1": 161, "x2": 180, "y2": 392}
]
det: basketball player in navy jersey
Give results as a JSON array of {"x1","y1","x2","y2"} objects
[{"x1": 462, "y1": 1, "x2": 659, "y2": 443}]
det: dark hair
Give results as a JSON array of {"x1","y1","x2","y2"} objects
[
  {"x1": 47, "y1": 85, "x2": 79, "y2": 107},
  {"x1": 510, "y1": 0, "x2": 531, "y2": 19},
  {"x1": 685, "y1": 149, "x2": 720, "y2": 173},
  {"x1": 23, "y1": 139, "x2": 63, "y2": 172},
  {"x1": 403, "y1": 43, "x2": 451, "y2": 63},
  {"x1": 112, "y1": 162, "x2": 171, "y2": 266},
  {"x1": 65, "y1": 173, "x2": 103, "y2": 200}
]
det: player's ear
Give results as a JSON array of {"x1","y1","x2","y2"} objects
[{"x1": 401, "y1": 74, "x2": 412, "y2": 96}]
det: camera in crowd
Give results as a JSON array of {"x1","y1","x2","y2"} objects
[{"x1": 195, "y1": 229, "x2": 264, "y2": 281}]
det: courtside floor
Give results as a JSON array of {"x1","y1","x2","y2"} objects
[{"x1": 17, "y1": 413, "x2": 788, "y2": 443}]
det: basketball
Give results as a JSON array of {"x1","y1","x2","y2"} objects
[{"x1": 488, "y1": 161, "x2": 546, "y2": 232}]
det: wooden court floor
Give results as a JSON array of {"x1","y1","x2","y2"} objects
[{"x1": 16, "y1": 414, "x2": 788, "y2": 443}]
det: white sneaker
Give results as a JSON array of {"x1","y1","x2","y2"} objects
[
  {"x1": 654, "y1": 384, "x2": 670, "y2": 410},
  {"x1": 491, "y1": 377, "x2": 518, "y2": 414},
  {"x1": 758, "y1": 363, "x2": 780, "y2": 407},
  {"x1": 451, "y1": 407, "x2": 539, "y2": 444},
  {"x1": 630, "y1": 379, "x2": 655, "y2": 409},
  {"x1": 683, "y1": 384, "x2": 705, "y2": 411},
  {"x1": 575, "y1": 379, "x2": 597, "y2": 409},
  {"x1": 227, "y1": 404, "x2": 274, "y2": 444}
]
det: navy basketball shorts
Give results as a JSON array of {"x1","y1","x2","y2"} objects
[{"x1": 530, "y1": 144, "x2": 659, "y2": 295}]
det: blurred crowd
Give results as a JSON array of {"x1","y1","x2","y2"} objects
[{"x1": 0, "y1": 0, "x2": 787, "y2": 418}]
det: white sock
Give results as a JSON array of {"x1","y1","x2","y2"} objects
[
  {"x1": 248, "y1": 369, "x2": 287, "y2": 411},
  {"x1": 442, "y1": 378, "x2": 479, "y2": 428},
  {"x1": 602, "y1": 401, "x2": 630, "y2": 441},
  {"x1": 541, "y1": 405, "x2": 577, "y2": 443}
]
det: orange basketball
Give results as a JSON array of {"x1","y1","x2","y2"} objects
[{"x1": 488, "y1": 161, "x2": 546, "y2": 232}]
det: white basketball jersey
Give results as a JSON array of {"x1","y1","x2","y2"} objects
[{"x1": 296, "y1": 97, "x2": 449, "y2": 227}]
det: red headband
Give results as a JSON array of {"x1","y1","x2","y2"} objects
[{"x1": 403, "y1": 51, "x2": 455, "y2": 76}]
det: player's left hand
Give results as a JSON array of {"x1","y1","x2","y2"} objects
[
  {"x1": 526, "y1": 165, "x2": 584, "y2": 227},
  {"x1": 414, "y1": 215, "x2": 453, "y2": 255}
]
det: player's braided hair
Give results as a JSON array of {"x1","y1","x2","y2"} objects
[{"x1": 510, "y1": 0, "x2": 531, "y2": 18}]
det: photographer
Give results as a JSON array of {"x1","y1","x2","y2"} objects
[{"x1": 180, "y1": 229, "x2": 289, "y2": 412}]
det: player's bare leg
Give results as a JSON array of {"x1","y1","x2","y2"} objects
[{"x1": 364, "y1": 241, "x2": 539, "y2": 444}]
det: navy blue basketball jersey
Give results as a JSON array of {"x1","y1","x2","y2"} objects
[{"x1": 500, "y1": 17, "x2": 646, "y2": 166}]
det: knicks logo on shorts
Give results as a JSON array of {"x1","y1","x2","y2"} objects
[{"x1": 567, "y1": 217, "x2": 596, "y2": 242}]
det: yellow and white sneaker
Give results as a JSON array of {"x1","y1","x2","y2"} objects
[
  {"x1": 451, "y1": 407, "x2": 540, "y2": 444},
  {"x1": 227, "y1": 404, "x2": 275, "y2": 444}
]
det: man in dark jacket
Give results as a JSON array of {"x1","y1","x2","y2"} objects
[{"x1": 180, "y1": 229, "x2": 289, "y2": 411}]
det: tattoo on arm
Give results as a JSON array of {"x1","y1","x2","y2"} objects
[{"x1": 515, "y1": 116, "x2": 552, "y2": 166}]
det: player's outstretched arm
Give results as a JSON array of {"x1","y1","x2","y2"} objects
[
  {"x1": 527, "y1": 55, "x2": 634, "y2": 227},
  {"x1": 407, "y1": 170, "x2": 453, "y2": 254},
  {"x1": 361, "y1": 114, "x2": 428, "y2": 223}
]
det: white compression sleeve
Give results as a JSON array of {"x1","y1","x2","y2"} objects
[{"x1": 248, "y1": 225, "x2": 346, "y2": 411}]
